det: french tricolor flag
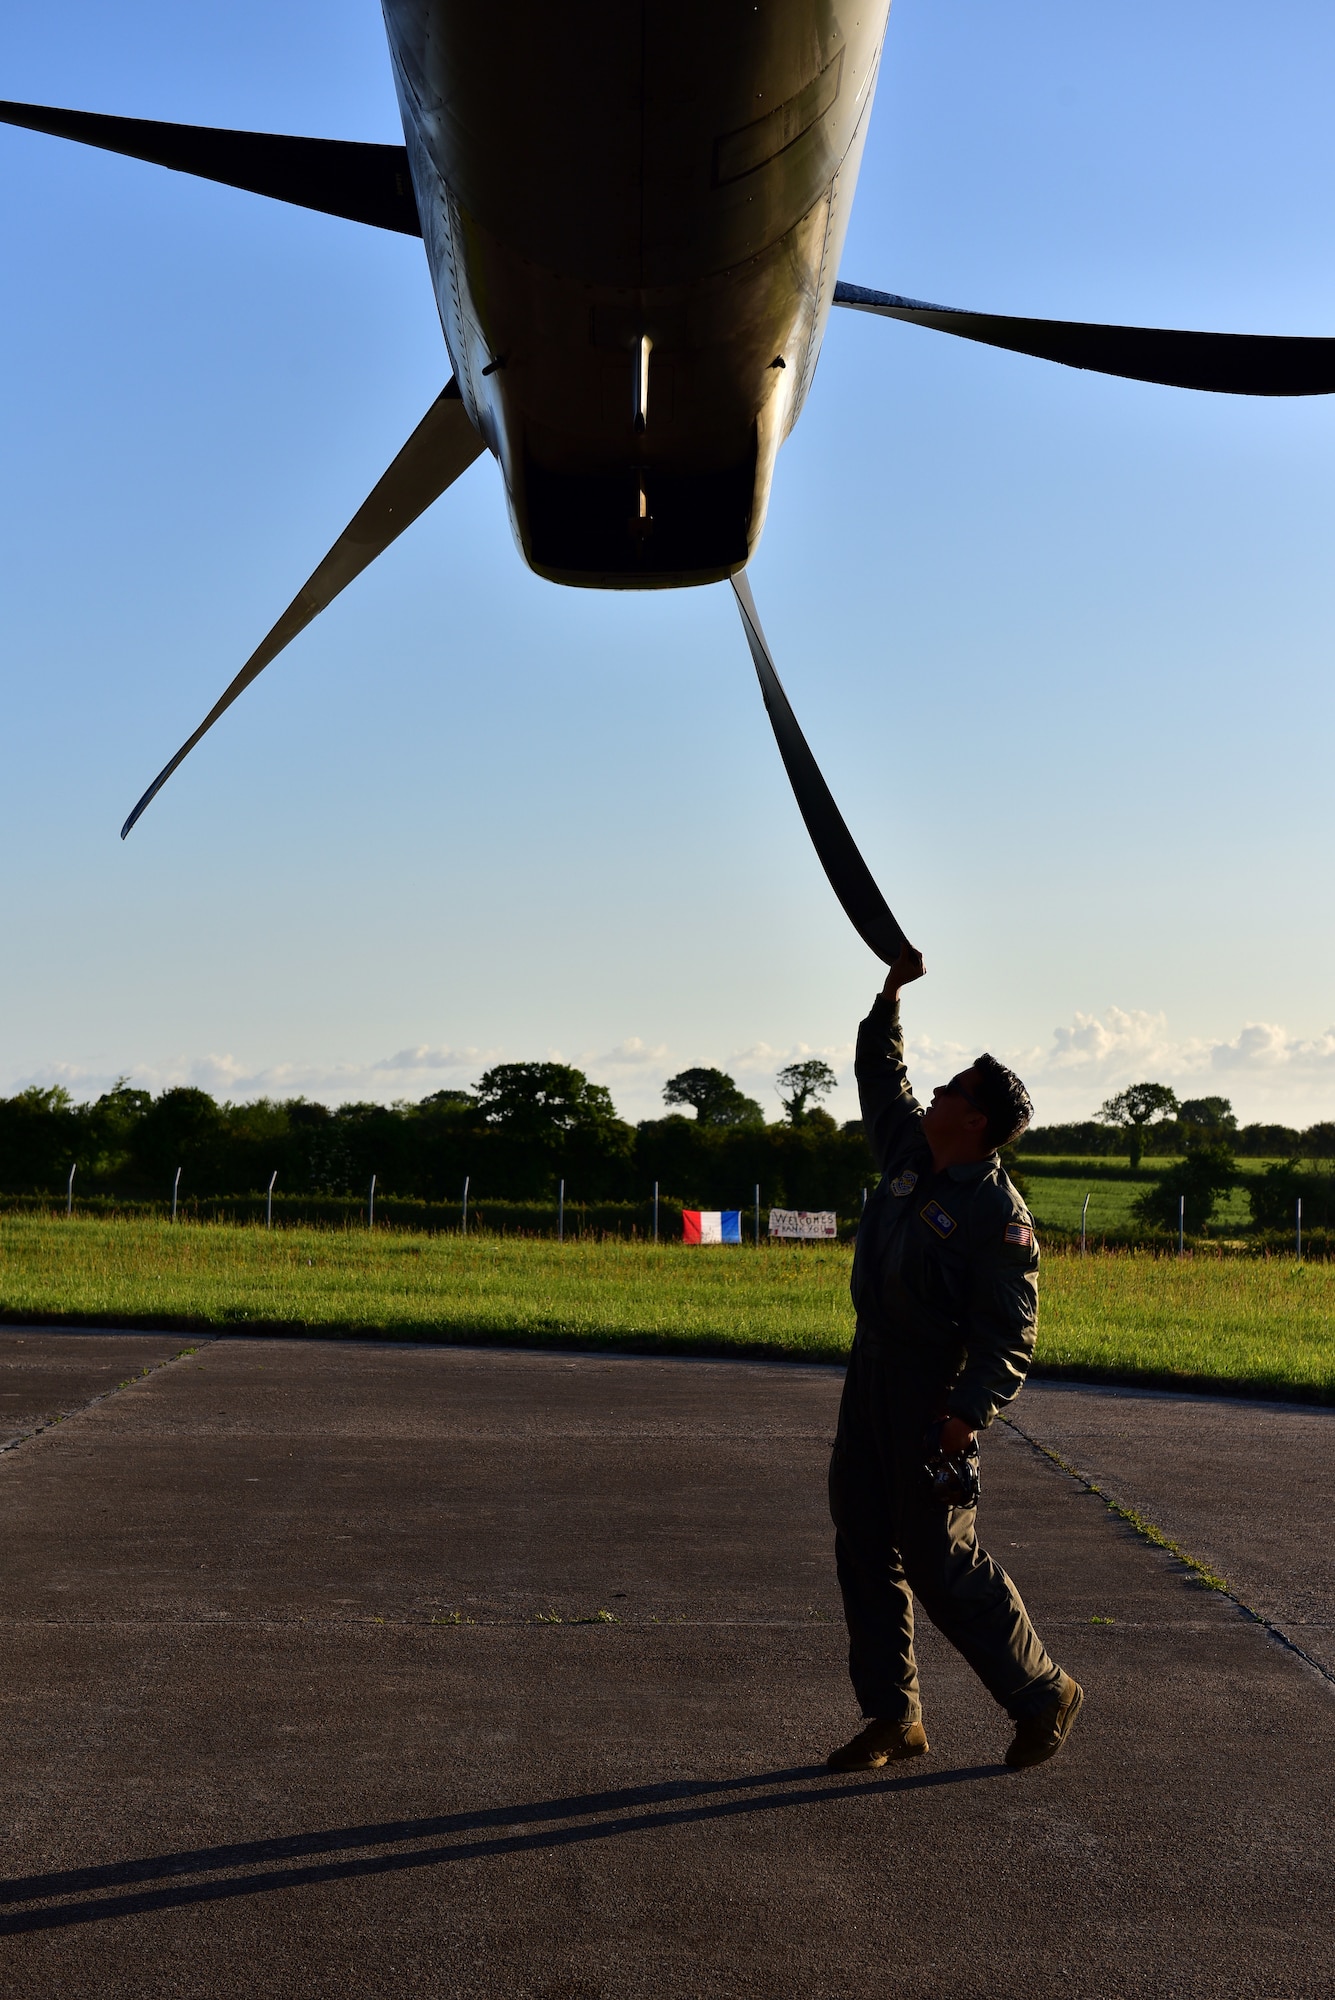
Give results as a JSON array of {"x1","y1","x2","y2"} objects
[{"x1": 682, "y1": 1210, "x2": 742, "y2": 1245}]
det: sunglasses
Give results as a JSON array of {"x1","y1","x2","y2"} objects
[{"x1": 941, "y1": 1076, "x2": 986, "y2": 1115}]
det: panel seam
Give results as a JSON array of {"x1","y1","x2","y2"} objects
[
  {"x1": 0, "y1": 1337, "x2": 216, "y2": 1457},
  {"x1": 1000, "y1": 1409, "x2": 1335, "y2": 1691}
]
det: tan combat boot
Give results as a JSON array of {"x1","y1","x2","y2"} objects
[
  {"x1": 1005, "y1": 1672, "x2": 1084, "y2": 1769},
  {"x1": 826, "y1": 1718, "x2": 929, "y2": 1772}
]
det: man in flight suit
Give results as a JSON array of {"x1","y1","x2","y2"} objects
[{"x1": 826, "y1": 944, "x2": 1083, "y2": 1772}]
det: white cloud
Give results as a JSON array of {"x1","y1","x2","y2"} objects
[
  {"x1": 578, "y1": 1037, "x2": 672, "y2": 1075},
  {"x1": 1008, "y1": 1008, "x2": 1335, "y2": 1125},
  {"x1": 1208, "y1": 1023, "x2": 1335, "y2": 1074},
  {"x1": 1038, "y1": 1006, "x2": 1185, "y2": 1072},
  {"x1": 5, "y1": 1048, "x2": 501, "y2": 1108},
  {"x1": 372, "y1": 1045, "x2": 496, "y2": 1075}
]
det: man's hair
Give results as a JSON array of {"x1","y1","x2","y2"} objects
[{"x1": 972, "y1": 1053, "x2": 1033, "y2": 1150}]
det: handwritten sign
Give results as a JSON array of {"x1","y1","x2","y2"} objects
[{"x1": 769, "y1": 1208, "x2": 838, "y2": 1240}]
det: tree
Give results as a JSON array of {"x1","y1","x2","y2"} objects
[
  {"x1": 1248, "y1": 1160, "x2": 1335, "y2": 1231},
  {"x1": 130, "y1": 1087, "x2": 228, "y2": 1187},
  {"x1": 1299, "y1": 1123, "x2": 1335, "y2": 1160},
  {"x1": 0, "y1": 1085, "x2": 79, "y2": 1193},
  {"x1": 776, "y1": 1058, "x2": 837, "y2": 1126},
  {"x1": 662, "y1": 1067, "x2": 764, "y2": 1127},
  {"x1": 1177, "y1": 1096, "x2": 1237, "y2": 1141},
  {"x1": 476, "y1": 1063, "x2": 620, "y2": 1139},
  {"x1": 1132, "y1": 1143, "x2": 1237, "y2": 1236},
  {"x1": 1096, "y1": 1082, "x2": 1179, "y2": 1171},
  {"x1": 475, "y1": 1061, "x2": 633, "y2": 1197},
  {"x1": 1237, "y1": 1122, "x2": 1300, "y2": 1157},
  {"x1": 91, "y1": 1079, "x2": 151, "y2": 1135}
]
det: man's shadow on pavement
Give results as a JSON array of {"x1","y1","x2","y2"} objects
[{"x1": 1, "y1": 1760, "x2": 1012, "y2": 1936}]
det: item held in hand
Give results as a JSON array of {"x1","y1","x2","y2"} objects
[{"x1": 922, "y1": 1423, "x2": 981, "y2": 1508}]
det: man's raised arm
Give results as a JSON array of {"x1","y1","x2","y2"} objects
[{"x1": 855, "y1": 945, "x2": 927, "y2": 1173}]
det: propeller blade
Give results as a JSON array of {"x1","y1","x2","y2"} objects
[
  {"x1": 0, "y1": 100, "x2": 421, "y2": 235},
  {"x1": 731, "y1": 572, "x2": 909, "y2": 964},
  {"x1": 833, "y1": 281, "x2": 1335, "y2": 396},
  {"x1": 121, "y1": 379, "x2": 484, "y2": 838}
]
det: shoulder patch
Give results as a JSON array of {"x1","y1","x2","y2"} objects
[
  {"x1": 1004, "y1": 1221, "x2": 1033, "y2": 1247},
  {"x1": 920, "y1": 1198, "x2": 957, "y2": 1239},
  {"x1": 889, "y1": 1169, "x2": 919, "y2": 1197}
]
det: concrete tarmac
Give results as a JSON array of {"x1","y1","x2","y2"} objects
[
  {"x1": 1, "y1": 1332, "x2": 1333, "y2": 1998},
  {"x1": 1008, "y1": 1379, "x2": 1335, "y2": 1677}
]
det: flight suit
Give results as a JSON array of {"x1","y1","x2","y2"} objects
[{"x1": 829, "y1": 992, "x2": 1062, "y2": 1724}]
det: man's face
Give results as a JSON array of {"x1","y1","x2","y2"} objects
[{"x1": 922, "y1": 1065, "x2": 991, "y2": 1158}]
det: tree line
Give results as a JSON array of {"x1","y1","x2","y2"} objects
[
  {"x1": 0, "y1": 1059, "x2": 878, "y2": 1212},
  {"x1": 1016, "y1": 1084, "x2": 1335, "y2": 1169},
  {"x1": 4, "y1": 1061, "x2": 1330, "y2": 1237}
]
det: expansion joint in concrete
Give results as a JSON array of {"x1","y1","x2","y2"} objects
[
  {"x1": 0, "y1": 1335, "x2": 217, "y2": 1457},
  {"x1": 1000, "y1": 1410, "x2": 1335, "y2": 1693}
]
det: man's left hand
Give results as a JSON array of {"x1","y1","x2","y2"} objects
[{"x1": 937, "y1": 1416, "x2": 976, "y2": 1455}]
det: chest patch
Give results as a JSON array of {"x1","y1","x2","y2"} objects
[
  {"x1": 889, "y1": 1169, "x2": 919, "y2": 1197},
  {"x1": 1004, "y1": 1221, "x2": 1033, "y2": 1247},
  {"x1": 920, "y1": 1198, "x2": 958, "y2": 1239}
]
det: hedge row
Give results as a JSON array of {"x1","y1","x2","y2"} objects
[{"x1": 0, "y1": 1191, "x2": 863, "y2": 1242}]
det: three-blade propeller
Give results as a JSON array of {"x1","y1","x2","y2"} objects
[
  {"x1": 120, "y1": 381, "x2": 483, "y2": 837},
  {"x1": 20, "y1": 91, "x2": 1332, "y2": 950}
]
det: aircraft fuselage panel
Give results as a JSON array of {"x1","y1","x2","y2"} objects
[{"x1": 381, "y1": 0, "x2": 891, "y2": 586}]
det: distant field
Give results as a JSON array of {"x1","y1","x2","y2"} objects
[
  {"x1": 1023, "y1": 1177, "x2": 1253, "y2": 1235},
  {"x1": 1019, "y1": 1155, "x2": 1296, "y2": 1171},
  {"x1": 1, "y1": 1216, "x2": 1331, "y2": 1400},
  {"x1": 1025, "y1": 1177, "x2": 1143, "y2": 1234}
]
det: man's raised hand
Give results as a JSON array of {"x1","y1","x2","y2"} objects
[{"x1": 882, "y1": 944, "x2": 926, "y2": 1000}]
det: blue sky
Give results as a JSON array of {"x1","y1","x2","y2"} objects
[{"x1": 3, "y1": 0, "x2": 1335, "y2": 1131}]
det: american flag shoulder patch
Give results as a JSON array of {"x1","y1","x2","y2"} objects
[{"x1": 1004, "y1": 1221, "x2": 1033, "y2": 1247}]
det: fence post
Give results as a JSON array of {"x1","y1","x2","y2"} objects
[
  {"x1": 1178, "y1": 1193, "x2": 1184, "y2": 1257},
  {"x1": 368, "y1": 1173, "x2": 376, "y2": 1229},
  {"x1": 172, "y1": 1166, "x2": 182, "y2": 1223},
  {"x1": 267, "y1": 1171, "x2": 277, "y2": 1231},
  {"x1": 754, "y1": 1183, "x2": 760, "y2": 1246},
  {"x1": 653, "y1": 1181, "x2": 658, "y2": 1243},
  {"x1": 1297, "y1": 1196, "x2": 1303, "y2": 1264},
  {"x1": 462, "y1": 1175, "x2": 469, "y2": 1235},
  {"x1": 66, "y1": 1162, "x2": 76, "y2": 1217},
  {"x1": 558, "y1": 1179, "x2": 565, "y2": 1242},
  {"x1": 1081, "y1": 1191, "x2": 1090, "y2": 1256}
]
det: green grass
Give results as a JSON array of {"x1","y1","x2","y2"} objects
[
  {"x1": 1, "y1": 1215, "x2": 1332, "y2": 1398},
  {"x1": 1031, "y1": 1249, "x2": 1335, "y2": 1396},
  {"x1": 1019, "y1": 1154, "x2": 1298, "y2": 1171},
  {"x1": 0, "y1": 1216, "x2": 851, "y2": 1358},
  {"x1": 1024, "y1": 1177, "x2": 1253, "y2": 1235},
  {"x1": 1026, "y1": 1177, "x2": 1145, "y2": 1233}
]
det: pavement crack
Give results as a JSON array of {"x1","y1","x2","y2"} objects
[
  {"x1": 0, "y1": 1339, "x2": 216, "y2": 1458},
  {"x1": 1000, "y1": 1409, "x2": 1335, "y2": 1692}
]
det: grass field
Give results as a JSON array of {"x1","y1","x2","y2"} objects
[
  {"x1": 1018, "y1": 1155, "x2": 1298, "y2": 1171},
  {"x1": 2, "y1": 1215, "x2": 1332, "y2": 1400},
  {"x1": 1023, "y1": 1177, "x2": 1253, "y2": 1235}
]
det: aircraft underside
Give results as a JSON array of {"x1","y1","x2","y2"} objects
[{"x1": 381, "y1": 0, "x2": 889, "y2": 586}]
